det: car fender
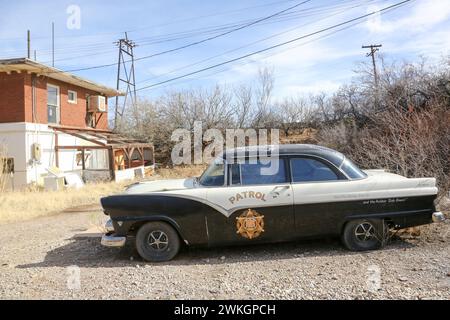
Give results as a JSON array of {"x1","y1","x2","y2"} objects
[{"x1": 111, "y1": 214, "x2": 189, "y2": 243}]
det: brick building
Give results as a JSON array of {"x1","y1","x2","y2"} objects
[{"x1": 0, "y1": 58, "x2": 153, "y2": 189}]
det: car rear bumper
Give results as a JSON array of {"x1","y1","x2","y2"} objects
[{"x1": 432, "y1": 211, "x2": 446, "y2": 223}]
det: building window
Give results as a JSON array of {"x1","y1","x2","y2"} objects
[
  {"x1": 47, "y1": 84, "x2": 60, "y2": 124},
  {"x1": 68, "y1": 90, "x2": 77, "y2": 104}
]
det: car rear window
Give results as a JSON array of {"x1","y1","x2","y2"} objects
[
  {"x1": 340, "y1": 157, "x2": 367, "y2": 179},
  {"x1": 290, "y1": 158, "x2": 339, "y2": 182}
]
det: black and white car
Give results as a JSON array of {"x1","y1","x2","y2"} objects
[{"x1": 100, "y1": 144, "x2": 445, "y2": 262}]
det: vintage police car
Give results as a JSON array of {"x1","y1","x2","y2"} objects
[{"x1": 100, "y1": 144, "x2": 444, "y2": 262}]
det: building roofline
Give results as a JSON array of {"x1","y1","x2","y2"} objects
[{"x1": 0, "y1": 58, "x2": 124, "y2": 97}]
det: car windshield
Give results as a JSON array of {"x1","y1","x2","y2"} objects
[
  {"x1": 340, "y1": 157, "x2": 367, "y2": 179},
  {"x1": 199, "y1": 157, "x2": 225, "y2": 186}
]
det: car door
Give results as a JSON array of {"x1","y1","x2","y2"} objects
[
  {"x1": 205, "y1": 156, "x2": 295, "y2": 245},
  {"x1": 289, "y1": 156, "x2": 348, "y2": 237}
]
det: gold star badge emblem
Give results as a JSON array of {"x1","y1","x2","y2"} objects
[{"x1": 236, "y1": 209, "x2": 265, "y2": 239}]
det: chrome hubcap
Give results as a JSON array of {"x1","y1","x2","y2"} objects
[
  {"x1": 148, "y1": 231, "x2": 169, "y2": 251},
  {"x1": 355, "y1": 222, "x2": 375, "y2": 242}
]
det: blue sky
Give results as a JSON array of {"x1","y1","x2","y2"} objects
[{"x1": 1, "y1": 0, "x2": 449, "y2": 100}]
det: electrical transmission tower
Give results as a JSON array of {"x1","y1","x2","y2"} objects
[
  {"x1": 362, "y1": 44, "x2": 382, "y2": 87},
  {"x1": 114, "y1": 33, "x2": 137, "y2": 129}
]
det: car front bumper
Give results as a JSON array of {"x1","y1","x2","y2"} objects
[
  {"x1": 101, "y1": 234, "x2": 126, "y2": 247},
  {"x1": 101, "y1": 219, "x2": 126, "y2": 247},
  {"x1": 432, "y1": 211, "x2": 446, "y2": 223}
]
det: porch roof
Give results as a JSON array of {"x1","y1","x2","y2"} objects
[{"x1": 50, "y1": 125, "x2": 154, "y2": 150}]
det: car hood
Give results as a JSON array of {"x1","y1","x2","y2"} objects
[{"x1": 124, "y1": 178, "x2": 196, "y2": 194}]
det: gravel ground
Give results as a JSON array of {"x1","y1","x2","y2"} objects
[{"x1": 0, "y1": 206, "x2": 449, "y2": 300}]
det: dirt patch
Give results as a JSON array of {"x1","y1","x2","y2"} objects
[{"x1": 0, "y1": 209, "x2": 448, "y2": 299}]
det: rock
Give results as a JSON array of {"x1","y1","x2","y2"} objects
[
  {"x1": 130, "y1": 256, "x2": 134, "y2": 261},
  {"x1": 220, "y1": 256, "x2": 226, "y2": 261},
  {"x1": 398, "y1": 277, "x2": 409, "y2": 282}
]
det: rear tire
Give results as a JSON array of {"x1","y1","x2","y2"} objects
[
  {"x1": 136, "y1": 221, "x2": 180, "y2": 262},
  {"x1": 341, "y1": 219, "x2": 388, "y2": 251}
]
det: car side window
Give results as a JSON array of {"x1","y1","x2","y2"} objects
[
  {"x1": 290, "y1": 158, "x2": 339, "y2": 182},
  {"x1": 199, "y1": 161, "x2": 225, "y2": 186},
  {"x1": 230, "y1": 158, "x2": 287, "y2": 186}
]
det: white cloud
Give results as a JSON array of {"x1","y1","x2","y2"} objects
[
  {"x1": 276, "y1": 80, "x2": 342, "y2": 97},
  {"x1": 366, "y1": 0, "x2": 450, "y2": 33}
]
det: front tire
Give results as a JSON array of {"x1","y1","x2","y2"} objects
[
  {"x1": 342, "y1": 219, "x2": 388, "y2": 251},
  {"x1": 136, "y1": 222, "x2": 181, "y2": 262}
]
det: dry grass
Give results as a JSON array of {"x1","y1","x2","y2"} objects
[
  {"x1": 0, "y1": 165, "x2": 207, "y2": 225},
  {"x1": 0, "y1": 181, "x2": 128, "y2": 225},
  {"x1": 151, "y1": 164, "x2": 207, "y2": 180}
]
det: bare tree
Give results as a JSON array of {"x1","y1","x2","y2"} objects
[
  {"x1": 252, "y1": 67, "x2": 275, "y2": 128},
  {"x1": 275, "y1": 96, "x2": 312, "y2": 136}
]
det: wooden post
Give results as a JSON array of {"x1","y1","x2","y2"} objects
[
  {"x1": 139, "y1": 148, "x2": 144, "y2": 167},
  {"x1": 108, "y1": 147, "x2": 115, "y2": 181},
  {"x1": 27, "y1": 30, "x2": 31, "y2": 59},
  {"x1": 81, "y1": 148, "x2": 86, "y2": 170},
  {"x1": 54, "y1": 133, "x2": 59, "y2": 167},
  {"x1": 128, "y1": 147, "x2": 135, "y2": 168}
]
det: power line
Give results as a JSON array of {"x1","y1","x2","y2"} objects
[
  {"x1": 49, "y1": 0, "x2": 312, "y2": 73},
  {"x1": 136, "y1": 0, "x2": 383, "y2": 85},
  {"x1": 141, "y1": 20, "x2": 368, "y2": 93},
  {"x1": 132, "y1": 0, "x2": 366, "y2": 44},
  {"x1": 5, "y1": 1, "x2": 309, "y2": 57},
  {"x1": 134, "y1": 0, "x2": 412, "y2": 92},
  {"x1": 2, "y1": 0, "x2": 368, "y2": 64},
  {"x1": 0, "y1": 0, "x2": 300, "y2": 42},
  {"x1": 132, "y1": 1, "x2": 312, "y2": 61}
]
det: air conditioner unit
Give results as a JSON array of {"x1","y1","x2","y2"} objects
[{"x1": 88, "y1": 95, "x2": 106, "y2": 113}]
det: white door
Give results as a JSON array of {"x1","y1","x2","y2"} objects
[
  {"x1": 205, "y1": 157, "x2": 294, "y2": 244},
  {"x1": 289, "y1": 157, "x2": 347, "y2": 236}
]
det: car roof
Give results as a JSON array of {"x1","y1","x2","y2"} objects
[{"x1": 220, "y1": 144, "x2": 345, "y2": 167}]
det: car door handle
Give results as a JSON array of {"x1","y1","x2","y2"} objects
[{"x1": 270, "y1": 185, "x2": 291, "y2": 198}]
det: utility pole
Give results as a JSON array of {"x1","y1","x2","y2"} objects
[
  {"x1": 362, "y1": 44, "x2": 382, "y2": 87},
  {"x1": 52, "y1": 22, "x2": 55, "y2": 67},
  {"x1": 27, "y1": 30, "x2": 31, "y2": 59},
  {"x1": 114, "y1": 32, "x2": 137, "y2": 130}
]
